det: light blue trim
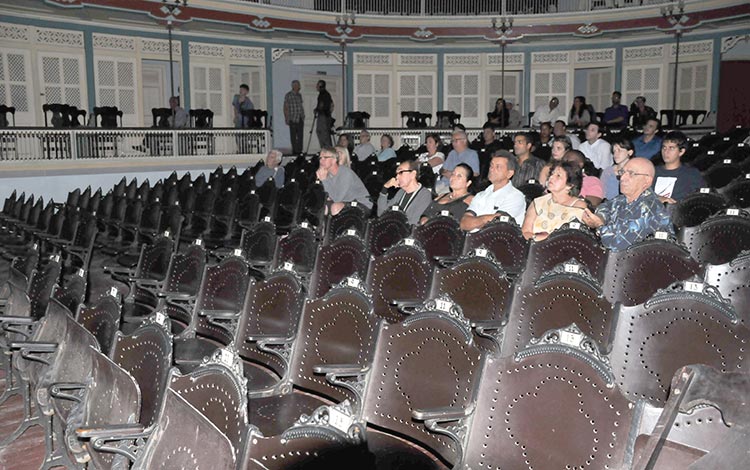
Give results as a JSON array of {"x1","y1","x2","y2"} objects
[
  {"x1": 523, "y1": 51, "x2": 531, "y2": 117},
  {"x1": 181, "y1": 38, "x2": 191, "y2": 110},
  {"x1": 437, "y1": 52, "x2": 444, "y2": 110},
  {"x1": 265, "y1": 45, "x2": 273, "y2": 117},
  {"x1": 84, "y1": 30, "x2": 96, "y2": 112},
  {"x1": 711, "y1": 37, "x2": 721, "y2": 112},
  {"x1": 614, "y1": 45, "x2": 623, "y2": 92}
]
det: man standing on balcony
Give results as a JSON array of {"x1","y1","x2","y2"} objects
[
  {"x1": 284, "y1": 80, "x2": 305, "y2": 155},
  {"x1": 315, "y1": 80, "x2": 334, "y2": 148}
]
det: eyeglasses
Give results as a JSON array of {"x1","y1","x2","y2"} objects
[
  {"x1": 616, "y1": 169, "x2": 650, "y2": 178},
  {"x1": 396, "y1": 169, "x2": 416, "y2": 176}
]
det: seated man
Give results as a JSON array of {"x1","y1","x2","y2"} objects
[
  {"x1": 439, "y1": 129, "x2": 479, "y2": 194},
  {"x1": 633, "y1": 118, "x2": 663, "y2": 160},
  {"x1": 602, "y1": 91, "x2": 629, "y2": 129},
  {"x1": 553, "y1": 120, "x2": 581, "y2": 149},
  {"x1": 582, "y1": 157, "x2": 672, "y2": 251},
  {"x1": 255, "y1": 149, "x2": 285, "y2": 189},
  {"x1": 652, "y1": 131, "x2": 705, "y2": 204},
  {"x1": 316, "y1": 146, "x2": 373, "y2": 215},
  {"x1": 470, "y1": 123, "x2": 503, "y2": 155},
  {"x1": 377, "y1": 160, "x2": 433, "y2": 225},
  {"x1": 562, "y1": 150, "x2": 604, "y2": 208},
  {"x1": 353, "y1": 129, "x2": 377, "y2": 161},
  {"x1": 511, "y1": 131, "x2": 546, "y2": 187},
  {"x1": 460, "y1": 151, "x2": 526, "y2": 231},
  {"x1": 579, "y1": 121, "x2": 612, "y2": 170},
  {"x1": 506, "y1": 100, "x2": 523, "y2": 128}
]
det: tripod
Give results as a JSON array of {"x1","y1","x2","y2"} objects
[{"x1": 304, "y1": 112, "x2": 318, "y2": 155}]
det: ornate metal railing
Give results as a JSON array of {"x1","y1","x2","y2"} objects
[
  {"x1": 0, "y1": 128, "x2": 271, "y2": 161},
  {"x1": 238, "y1": 0, "x2": 675, "y2": 15}
]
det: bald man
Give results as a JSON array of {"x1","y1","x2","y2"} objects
[{"x1": 581, "y1": 157, "x2": 672, "y2": 251}]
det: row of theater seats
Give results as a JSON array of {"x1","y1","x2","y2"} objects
[
  {"x1": 0, "y1": 208, "x2": 748, "y2": 467},
  {"x1": 0, "y1": 154, "x2": 748, "y2": 468}
]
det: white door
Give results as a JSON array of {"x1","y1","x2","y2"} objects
[
  {"x1": 487, "y1": 71, "x2": 522, "y2": 114},
  {"x1": 531, "y1": 69, "x2": 569, "y2": 114},
  {"x1": 398, "y1": 72, "x2": 436, "y2": 118},
  {"x1": 585, "y1": 67, "x2": 614, "y2": 115},
  {"x1": 141, "y1": 63, "x2": 166, "y2": 126},
  {"x1": 623, "y1": 65, "x2": 661, "y2": 112},
  {"x1": 94, "y1": 56, "x2": 138, "y2": 126},
  {"x1": 229, "y1": 65, "x2": 263, "y2": 110},
  {"x1": 354, "y1": 71, "x2": 391, "y2": 128},
  {"x1": 667, "y1": 61, "x2": 710, "y2": 110},
  {"x1": 444, "y1": 72, "x2": 481, "y2": 127},
  {"x1": 0, "y1": 49, "x2": 34, "y2": 125}
]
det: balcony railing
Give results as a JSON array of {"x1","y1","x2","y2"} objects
[
  {"x1": 0, "y1": 128, "x2": 271, "y2": 162},
  {"x1": 239, "y1": 0, "x2": 674, "y2": 15}
]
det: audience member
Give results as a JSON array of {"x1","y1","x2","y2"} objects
[
  {"x1": 337, "y1": 133, "x2": 354, "y2": 155},
  {"x1": 506, "y1": 100, "x2": 523, "y2": 128},
  {"x1": 630, "y1": 96, "x2": 657, "y2": 128},
  {"x1": 582, "y1": 157, "x2": 672, "y2": 250},
  {"x1": 417, "y1": 133, "x2": 445, "y2": 175},
  {"x1": 315, "y1": 80, "x2": 334, "y2": 147},
  {"x1": 487, "y1": 98, "x2": 510, "y2": 128},
  {"x1": 441, "y1": 130, "x2": 480, "y2": 182},
  {"x1": 532, "y1": 97, "x2": 565, "y2": 127},
  {"x1": 511, "y1": 131, "x2": 546, "y2": 187},
  {"x1": 539, "y1": 135, "x2": 572, "y2": 185},
  {"x1": 522, "y1": 161, "x2": 587, "y2": 241},
  {"x1": 471, "y1": 123, "x2": 503, "y2": 155},
  {"x1": 603, "y1": 91, "x2": 629, "y2": 129},
  {"x1": 461, "y1": 151, "x2": 526, "y2": 230},
  {"x1": 377, "y1": 134, "x2": 397, "y2": 162},
  {"x1": 316, "y1": 146, "x2": 372, "y2": 214},
  {"x1": 601, "y1": 136, "x2": 634, "y2": 201},
  {"x1": 538, "y1": 121, "x2": 553, "y2": 146},
  {"x1": 553, "y1": 119, "x2": 581, "y2": 149},
  {"x1": 232, "y1": 83, "x2": 254, "y2": 128},
  {"x1": 255, "y1": 149, "x2": 285, "y2": 189},
  {"x1": 579, "y1": 121, "x2": 612, "y2": 169},
  {"x1": 353, "y1": 130, "x2": 377, "y2": 161},
  {"x1": 420, "y1": 163, "x2": 474, "y2": 224},
  {"x1": 633, "y1": 117, "x2": 663, "y2": 160},
  {"x1": 563, "y1": 149, "x2": 604, "y2": 208},
  {"x1": 377, "y1": 160, "x2": 432, "y2": 225},
  {"x1": 652, "y1": 131, "x2": 705, "y2": 204},
  {"x1": 568, "y1": 96, "x2": 591, "y2": 128},
  {"x1": 283, "y1": 80, "x2": 305, "y2": 154},
  {"x1": 166, "y1": 96, "x2": 188, "y2": 129},
  {"x1": 335, "y1": 145, "x2": 351, "y2": 167}
]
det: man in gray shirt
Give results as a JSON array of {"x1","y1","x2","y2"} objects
[
  {"x1": 317, "y1": 146, "x2": 372, "y2": 215},
  {"x1": 377, "y1": 160, "x2": 432, "y2": 225},
  {"x1": 353, "y1": 129, "x2": 377, "y2": 161}
]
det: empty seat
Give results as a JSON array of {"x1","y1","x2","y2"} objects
[
  {"x1": 703, "y1": 250, "x2": 750, "y2": 323},
  {"x1": 669, "y1": 191, "x2": 727, "y2": 229},
  {"x1": 678, "y1": 209, "x2": 750, "y2": 265},
  {"x1": 309, "y1": 233, "x2": 369, "y2": 299},
  {"x1": 324, "y1": 202, "x2": 368, "y2": 245},
  {"x1": 411, "y1": 214, "x2": 465, "y2": 263},
  {"x1": 365, "y1": 208, "x2": 411, "y2": 255}
]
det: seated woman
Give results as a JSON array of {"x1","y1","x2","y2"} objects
[
  {"x1": 377, "y1": 134, "x2": 397, "y2": 162},
  {"x1": 521, "y1": 161, "x2": 587, "y2": 241},
  {"x1": 255, "y1": 149, "x2": 285, "y2": 189},
  {"x1": 562, "y1": 149, "x2": 604, "y2": 208},
  {"x1": 416, "y1": 133, "x2": 445, "y2": 175},
  {"x1": 420, "y1": 163, "x2": 474, "y2": 224},
  {"x1": 538, "y1": 135, "x2": 572, "y2": 185},
  {"x1": 568, "y1": 96, "x2": 591, "y2": 128},
  {"x1": 486, "y1": 98, "x2": 509, "y2": 128},
  {"x1": 335, "y1": 145, "x2": 351, "y2": 167}
]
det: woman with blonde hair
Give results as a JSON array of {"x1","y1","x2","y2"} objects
[{"x1": 335, "y1": 145, "x2": 351, "y2": 167}]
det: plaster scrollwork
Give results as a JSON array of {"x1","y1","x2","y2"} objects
[
  {"x1": 531, "y1": 51, "x2": 570, "y2": 64},
  {"x1": 576, "y1": 23, "x2": 600, "y2": 36},
  {"x1": 0, "y1": 23, "x2": 31, "y2": 42},
  {"x1": 576, "y1": 48, "x2": 615, "y2": 64},
  {"x1": 229, "y1": 46, "x2": 264, "y2": 61},
  {"x1": 326, "y1": 50, "x2": 344, "y2": 64},
  {"x1": 271, "y1": 48, "x2": 292, "y2": 62},
  {"x1": 93, "y1": 33, "x2": 135, "y2": 51},
  {"x1": 671, "y1": 40, "x2": 713, "y2": 57},
  {"x1": 722, "y1": 35, "x2": 750, "y2": 54},
  {"x1": 189, "y1": 42, "x2": 225, "y2": 58},
  {"x1": 411, "y1": 27, "x2": 435, "y2": 41},
  {"x1": 141, "y1": 39, "x2": 181, "y2": 55},
  {"x1": 354, "y1": 53, "x2": 391, "y2": 66},
  {"x1": 623, "y1": 45, "x2": 664, "y2": 61},
  {"x1": 35, "y1": 28, "x2": 83, "y2": 47},
  {"x1": 487, "y1": 53, "x2": 523, "y2": 66},
  {"x1": 445, "y1": 54, "x2": 480, "y2": 66},
  {"x1": 398, "y1": 54, "x2": 436, "y2": 66}
]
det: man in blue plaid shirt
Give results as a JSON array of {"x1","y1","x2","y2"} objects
[{"x1": 283, "y1": 80, "x2": 305, "y2": 155}]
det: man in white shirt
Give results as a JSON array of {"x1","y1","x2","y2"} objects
[
  {"x1": 460, "y1": 150, "x2": 526, "y2": 230},
  {"x1": 353, "y1": 129, "x2": 377, "y2": 161},
  {"x1": 579, "y1": 121, "x2": 612, "y2": 169},
  {"x1": 532, "y1": 97, "x2": 565, "y2": 128}
]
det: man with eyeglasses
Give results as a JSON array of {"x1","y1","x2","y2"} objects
[
  {"x1": 532, "y1": 97, "x2": 565, "y2": 128},
  {"x1": 316, "y1": 146, "x2": 372, "y2": 215},
  {"x1": 377, "y1": 160, "x2": 432, "y2": 225},
  {"x1": 652, "y1": 131, "x2": 705, "y2": 204},
  {"x1": 581, "y1": 157, "x2": 672, "y2": 250},
  {"x1": 440, "y1": 130, "x2": 480, "y2": 188}
]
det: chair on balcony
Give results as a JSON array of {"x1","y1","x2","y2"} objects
[
  {"x1": 343, "y1": 111, "x2": 370, "y2": 129},
  {"x1": 189, "y1": 108, "x2": 215, "y2": 155},
  {"x1": 435, "y1": 110, "x2": 460, "y2": 129},
  {"x1": 0, "y1": 104, "x2": 15, "y2": 127},
  {"x1": 84, "y1": 106, "x2": 123, "y2": 158},
  {"x1": 401, "y1": 111, "x2": 431, "y2": 128}
]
